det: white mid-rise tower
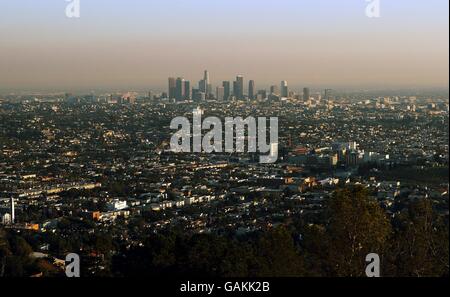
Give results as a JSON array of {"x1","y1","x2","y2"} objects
[{"x1": 10, "y1": 197, "x2": 15, "y2": 224}]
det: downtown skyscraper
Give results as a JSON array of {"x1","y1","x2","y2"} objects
[
  {"x1": 281, "y1": 81, "x2": 289, "y2": 98},
  {"x1": 199, "y1": 70, "x2": 211, "y2": 98},
  {"x1": 303, "y1": 87, "x2": 310, "y2": 101},
  {"x1": 184, "y1": 80, "x2": 191, "y2": 100},
  {"x1": 234, "y1": 75, "x2": 244, "y2": 100},
  {"x1": 168, "y1": 76, "x2": 191, "y2": 101},
  {"x1": 168, "y1": 77, "x2": 176, "y2": 100},
  {"x1": 222, "y1": 81, "x2": 231, "y2": 101},
  {"x1": 216, "y1": 86, "x2": 225, "y2": 101},
  {"x1": 248, "y1": 80, "x2": 255, "y2": 100},
  {"x1": 175, "y1": 77, "x2": 186, "y2": 101}
]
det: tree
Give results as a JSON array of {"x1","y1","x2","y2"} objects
[
  {"x1": 0, "y1": 229, "x2": 11, "y2": 277},
  {"x1": 323, "y1": 186, "x2": 391, "y2": 276},
  {"x1": 9, "y1": 236, "x2": 33, "y2": 258},
  {"x1": 390, "y1": 199, "x2": 449, "y2": 277},
  {"x1": 250, "y1": 227, "x2": 305, "y2": 277}
]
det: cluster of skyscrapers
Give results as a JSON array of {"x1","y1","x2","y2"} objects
[{"x1": 168, "y1": 70, "x2": 312, "y2": 102}]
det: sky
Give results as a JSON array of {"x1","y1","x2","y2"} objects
[{"x1": 0, "y1": 0, "x2": 448, "y2": 92}]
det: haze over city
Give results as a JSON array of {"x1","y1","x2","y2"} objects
[
  {"x1": 0, "y1": 0, "x2": 449, "y2": 286},
  {"x1": 0, "y1": 0, "x2": 449, "y2": 92}
]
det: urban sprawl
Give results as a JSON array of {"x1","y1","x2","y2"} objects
[{"x1": 0, "y1": 71, "x2": 448, "y2": 277}]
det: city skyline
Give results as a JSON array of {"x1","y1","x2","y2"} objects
[
  {"x1": 167, "y1": 71, "x2": 298, "y2": 101},
  {"x1": 0, "y1": 0, "x2": 448, "y2": 92}
]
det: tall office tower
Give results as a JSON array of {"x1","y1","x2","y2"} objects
[
  {"x1": 248, "y1": 80, "x2": 255, "y2": 100},
  {"x1": 175, "y1": 77, "x2": 186, "y2": 101},
  {"x1": 234, "y1": 75, "x2": 244, "y2": 99},
  {"x1": 10, "y1": 197, "x2": 15, "y2": 224},
  {"x1": 281, "y1": 81, "x2": 289, "y2": 97},
  {"x1": 207, "y1": 84, "x2": 212, "y2": 98},
  {"x1": 233, "y1": 81, "x2": 238, "y2": 99},
  {"x1": 199, "y1": 79, "x2": 205, "y2": 93},
  {"x1": 324, "y1": 88, "x2": 333, "y2": 100},
  {"x1": 199, "y1": 70, "x2": 210, "y2": 96},
  {"x1": 184, "y1": 81, "x2": 191, "y2": 100},
  {"x1": 204, "y1": 70, "x2": 210, "y2": 88},
  {"x1": 216, "y1": 86, "x2": 225, "y2": 101},
  {"x1": 168, "y1": 77, "x2": 177, "y2": 99},
  {"x1": 270, "y1": 85, "x2": 279, "y2": 95},
  {"x1": 222, "y1": 81, "x2": 231, "y2": 101},
  {"x1": 303, "y1": 87, "x2": 310, "y2": 101}
]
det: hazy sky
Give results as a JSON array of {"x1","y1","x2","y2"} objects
[{"x1": 0, "y1": 0, "x2": 448, "y2": 92}]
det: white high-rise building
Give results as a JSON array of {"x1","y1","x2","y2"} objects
[
  {"x1": 10, "y1": 197, "x2": 15, "y2": 224},
  {"x1": 204, "y1": 70, "x2": 211, "y2": 95},
  {"x1": 281, "y1": 81, "x2": 289, "y2": 97},
  {"x1": 204, "y1": 70, "x2": 210, "y2": 86}
]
